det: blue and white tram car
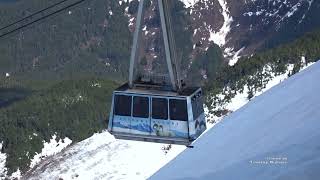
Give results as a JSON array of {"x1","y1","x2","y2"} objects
[{"x1": 108, "y1": 84, "x2": 207, "y2": 145}]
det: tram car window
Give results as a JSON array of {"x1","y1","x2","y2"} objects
[
  {"x1": 114, "y1": 95, "x2": 132, "y2": 116},
  {"x1": 133, "y1": 96, "x2": 149, "y2": 118},
  {"x1": 152, "y1": 98, "x2": 168, "y2": 120},
  {"x1": 169, "y1": 99, "x2": 188, "y2": 121}
]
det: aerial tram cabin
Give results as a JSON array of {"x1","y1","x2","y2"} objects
[
  {"x1": 108, "y1": 84, "x2": 206, "y2": 145},
  {"x1": 108, "y1": 0, "x2": 206, "y2": 145}
]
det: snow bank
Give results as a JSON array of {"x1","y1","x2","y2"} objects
[
  {"x1": 10, "y1": 169, "x2": 21, "y2": 180},
  {"x1": 151, "y1": 61, "x2": 320, "y2": 180},
  {"x1": 29, "y1": 134, "x2": 72, "y2": 169},
  {"x1": 0, "y1": 142, "x2": 7, "y2": 179}
]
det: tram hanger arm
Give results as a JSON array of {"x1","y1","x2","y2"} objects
[{"x1": 128, "y1": 0, "x2": 182, "y2": 92}]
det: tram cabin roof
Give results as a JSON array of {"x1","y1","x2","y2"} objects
[{"x1": 115, "y1": 83, "x2": 201, "y2": 97}]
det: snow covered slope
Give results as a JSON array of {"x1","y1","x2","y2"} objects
[
  {"x1": 151, "y1": 61, "x2": 320, "y2": 180},
  {"x1": 23, "y1": 132, "x2": 185, "y2": 179}
]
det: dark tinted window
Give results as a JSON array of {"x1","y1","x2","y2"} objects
[
  {"x1": 192, "y1": 92, "x2": 204, "y2": 119},
  {"x1": 133, "y1": 96, "x2": 149, "y2": 118},
  {"x1": 169, "y1": 99, "x2": 188, "y2": 121},
  {"x1": 114, "y1": 95, "x2": 132, "y2": 116},
  {"x1": 152, "y1": 98, "x2": 168, "y2": 119}
]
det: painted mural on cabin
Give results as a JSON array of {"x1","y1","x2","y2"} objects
[
  {"x1": 195, "y1": 113, "x2": 206, "y2": 134},
  {"x1": 112, "y1": 116, "x2": 189, "y2": 138},
  {"x1": 189, "y1": 113, "x2": 206, "y2": 139}
]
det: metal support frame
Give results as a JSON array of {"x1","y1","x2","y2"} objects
[
  {"x1": 158, "y1": 0, "x2": 177, "y2": 91},
  {"x1": 128, "y1": 0, "x2": 182, "y2": 92},
  {"x1": 162, "y1": 0, "x2": 182, "y2": 91},
  {"x1": 129, "y1": 0, "x2": 145, "y2": 88}
]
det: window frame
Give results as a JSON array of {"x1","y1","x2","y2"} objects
[
  {"x1": 132, "y1": 96, "x2": 150, "y2": 118},
  {"x1": 151, "y1": 97, "x2": 168, "y2": 120},
  {"x1": 169, "y1": 98, "x2": 188, "y2": 121},
  {"x1": 114, "y1": 94, "x2": 132, "y2": 117}
]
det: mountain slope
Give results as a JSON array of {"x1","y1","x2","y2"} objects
[
  {"x1": 151, "y1": 61, "x2": 320, "y2": 180},
  {"x1": 20, "y1": 62, "x2": 318, "y2": 179}
]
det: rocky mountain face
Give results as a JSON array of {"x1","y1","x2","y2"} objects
[
  {"x1": 130, "y1": 0, "x2": 320, "y2": 82},
  {"x1": 183, "y1": 0, "x2": 320, "y2": 64},
  {"x1": 228, "y1": 0, "x2": 318, "y2": 55}
]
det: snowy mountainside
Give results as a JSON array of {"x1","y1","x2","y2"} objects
[
  {"x1": 151, "y1": 61, "x2": 320, "y2": 180},
  {"x1": 18, "y1": 60, "x2": 316, "y2": 180}
]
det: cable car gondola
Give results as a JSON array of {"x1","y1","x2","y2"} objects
[{"x1": 108, "y1": 0, "x2": 206, "y2": 145}]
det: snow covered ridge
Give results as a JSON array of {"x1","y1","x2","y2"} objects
[{"x1": 151, "y1": 61, "x2": 320, "y2": 180}]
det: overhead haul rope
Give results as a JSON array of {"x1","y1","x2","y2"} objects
[
  {"x1": 0, "y1": 0, "x2": 70, "y2": 31},
  {"x1": 0, "y1": 0, "x2": 87, "y2": 39}
]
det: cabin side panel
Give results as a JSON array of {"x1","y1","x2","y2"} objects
[
  {"x1": 108, "y1": 93, "x2": 115, "y2": 132},
  {"x1": 189, "y1": 91, "x2": 207, "y2": 140}
]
